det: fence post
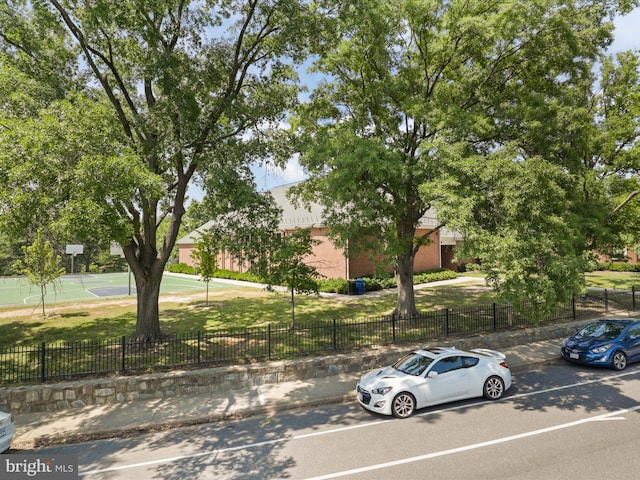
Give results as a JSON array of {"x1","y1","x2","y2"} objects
[
  {"x1": 605, "y1": 289, "x2": 609, "y2": 312},
  {"x1": 121, "y1": 336, "x2": 126, "y2": 373},
  {"x1": 197, "y1": 331, "x2": 201, "y2": 365},
  {"x1": 445, "y1": 309, "x2": 450, "y2": 337},
  {"x1": 493, "y1": 303, "x2": 497, "y2": 331},
  {"x1": 268, "y1": 324, "x2": 272, "y2": 359},
  {"x1": 333, "y1": 319, "x2": 337, "y2": 351},
  {"x1": 633, "y1": 286, "x2": 636, "y2": 311},
  {"x1": 572, "y1": 295, "x2": 576, "y2": 320},
  {"x1": 40, "y1": 342, "x2": 46, "y2": 383},
  {"x1": 392, "y1": 314, "x2": 396, "y2": 344}
]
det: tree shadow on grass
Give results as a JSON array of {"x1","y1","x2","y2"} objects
[
  {"x1": 59, "y1": 312, "x2": 90, "y2": 318},
  {"x1": 0, "y1": 313, "x2": 137, "y2": 345}
]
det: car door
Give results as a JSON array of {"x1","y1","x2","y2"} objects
[
  {"x1": 420, "y1": 355, "x2": 469, "y2": 406},
  {"x1": 622, "y1": 323, "x2": 640, "y2": 362}
]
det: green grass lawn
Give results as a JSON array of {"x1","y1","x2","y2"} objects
[
  {"x1": 583, "y1": 270, "x2": 640, "y2": 289},
  {"x1": 0, "y1": 272, "x2": 637, "y2": 347}
]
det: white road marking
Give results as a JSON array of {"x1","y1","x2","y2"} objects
[
  {"x1": 78, "y1": 422, "x2": 382, "y2": 477},
  {"x1": 303, "y1": 406, "x2": 640, "y2": 480},
  {"x1": 78, "y1": 369, "x2": 640, "y2": 477}
]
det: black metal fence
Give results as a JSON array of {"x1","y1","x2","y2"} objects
[{"x1": 1, "y1": 287, "x2": 637, "y2": 385}]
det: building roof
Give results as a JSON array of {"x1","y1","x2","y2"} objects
[
  {"x1": 178, "y1": 181, "x2": 461, "y2": 245},
  {"x1": 177, "y1": 220, "x2": 217, "y2": 245},
  {"x1": 270, "y1": 183, "x2": 324, "y2": 229}
]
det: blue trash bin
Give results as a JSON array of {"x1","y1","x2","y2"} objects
[{"x1": 355, "y1": 278, "x2": 365, "y2": 295}]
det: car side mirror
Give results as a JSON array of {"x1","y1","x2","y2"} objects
[{"x1": 427, "y1": 371, "x2": 438, "y2": 378}]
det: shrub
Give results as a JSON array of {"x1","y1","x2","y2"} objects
[
  {"x1": 212, "y1": 269, "x2": 263, "y2": 283},
  {"x1": 609, "y1": 263, "x2": 640, "y2": 272},
  {"x1": 596, "y1": 262, "x2": 640, "y2": 273},
  {"x1": 458, "y1": 262, "x2": 482, "y2": 272},
  {"x1": 325, "y1": 269, "x2": 458, "y2": 294},
  {"x1": 360, "y1": 276, "x2": 393, "y2": 291},
  {"x1": 167, "y1": 263, "x2": 196, "y2": 275},
  {"x1": 167, "y1": 264, "x2": 461, "y2": 292},
  {"x1": 318, "y1": 278, "x2": 349, "y2": 294},
  {"x1": 414, "y1": 269, "x2": 457, "y2": 284}
]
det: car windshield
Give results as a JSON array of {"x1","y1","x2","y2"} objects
[
  {"x1": 578, "y1": 322, "x2": 625, "y2": 340},
  {"x1": 392, "y1": 352, "x2": 433, "y2": 376}
]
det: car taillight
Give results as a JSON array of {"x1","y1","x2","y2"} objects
[{"x1": 499, "y1": 361, "x2": 509, "y2": 369}]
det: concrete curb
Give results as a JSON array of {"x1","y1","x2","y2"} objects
[
  {"x1": 12, "y1": 392, "x2": 357, "y2": 450},
  {"x1": 13, "y1": 357, "x2": 566, "y2": 450}
]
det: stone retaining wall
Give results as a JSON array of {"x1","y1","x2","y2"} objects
[{"x1": 0, "y1": 320, "x2": 586, "y2": 415}]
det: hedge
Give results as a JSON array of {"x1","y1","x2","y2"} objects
[
  {"x1": 167, "y1": 264, "x2": 459, "y2": 294},
  {"x1": 596, "y1": 262, "x2": 640, "y2": 273}
]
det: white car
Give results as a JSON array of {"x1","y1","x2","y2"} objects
[
  {"x1": 356, "y1": 346, "x2": 512, "y2": 418},
  {"x1": 0, "y1": 410, "x2": 16, "y2": 452}
]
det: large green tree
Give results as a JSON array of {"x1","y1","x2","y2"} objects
[
  {"x1": 444, "y1": 48, "x2": 640, "y2": 314},
  {"x1": 0, "y1": 0, "x2": 308, "y2": 339},
  {"x1": 588, "y1": 51, "x2": 640, "y2": 252},
  {"x1": 291, "y1": 0, "x2": 635, "y2": 317}
]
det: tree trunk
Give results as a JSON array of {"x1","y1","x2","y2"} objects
[
  {"x1": 395, "y1": 250, "x2": 418, "y2": 318},
  {"x1": 133, "y1": 267, "x2": 163, "y2": 341},
  {"x1": 40, "y1": 284, "x2": 46, "y2": 317},
  {"x1": 122, "y1": 170, "x2": 188, "y2": 341}
]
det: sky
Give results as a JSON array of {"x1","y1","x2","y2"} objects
[{"x1": 192, "y1": 7, "x2": 640, "y2": 201}]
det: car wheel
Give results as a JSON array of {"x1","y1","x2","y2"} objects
[
  {"x1": 391, "y1": 392, "x2": 416, "y2": 418},
  {"x1": 483, "y1": 376, "x2": 505, "y2": 400},
  {"x1": 612, "y1": 351, "x2": 628, "y2": 371}
]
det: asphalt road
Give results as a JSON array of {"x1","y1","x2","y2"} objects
[{"x1": 28, "y1": 364, "x2": 640, "y2": 479}]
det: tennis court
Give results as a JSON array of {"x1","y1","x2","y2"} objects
[{"x1": 0, "y1": 272, "x2": 228, "y2": 308}]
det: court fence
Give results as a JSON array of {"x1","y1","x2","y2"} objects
[{"x1": 1, "y1": 287, "x2": 638, "y2": 385}]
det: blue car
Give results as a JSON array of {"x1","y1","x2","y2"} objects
[{"x1": 561, "y1": 319, "x2": 640, "y2": 370}]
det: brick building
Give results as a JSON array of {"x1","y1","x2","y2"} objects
[
  {"x1": 596, "y1": 247, "x2": 639, "y2": 264},
  {"x1": 177, "y1": 183, "x2": 463, "y2": 279}
]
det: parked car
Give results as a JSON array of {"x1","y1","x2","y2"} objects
[
  {"x1": 356, "y1": 346, "x2": 512, "y2": 418},
  {"x1": 0, "y1": 410, "x2": 16, "y2": 453},
  {"x1": 561, "y1": 318, "x2": 640, "y2": 371}
]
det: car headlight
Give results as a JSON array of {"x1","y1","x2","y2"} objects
[
  {"x1": 591, "y1": 344, "x2": 613, "y2": 353},
  {"x1": 372, "y1": 386, "x2": 393, "y2": 395},
  {"x1": 561, "y1": 339, "x2": 568, "y2": 347}
]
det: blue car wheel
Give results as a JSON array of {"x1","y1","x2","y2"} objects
[{"x1": 612, "y1": 351, "x2": 627, "y2": 371}]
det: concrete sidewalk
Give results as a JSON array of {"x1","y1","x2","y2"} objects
[{"x1": 10, "y1": 337, "x2": 564, "y2": 451}]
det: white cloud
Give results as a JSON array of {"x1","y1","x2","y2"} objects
[{"x1": 253, "y1": 156, "x2": 307, "y2": 192}]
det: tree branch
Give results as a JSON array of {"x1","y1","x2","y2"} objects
[{"x1": 610, "y1": 190, "x2": 639, "y2": 217}]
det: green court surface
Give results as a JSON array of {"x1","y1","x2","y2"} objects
[{"x1": 0, "y1": 272, "x2": 225, "y2": 308}]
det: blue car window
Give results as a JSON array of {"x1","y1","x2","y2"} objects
[
  {"x1": 626, "y1": 325, "x2": 640, "y2": 339},
  {"x1": 579, "y1": 322, "x2": 625, "y2": 340}
]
